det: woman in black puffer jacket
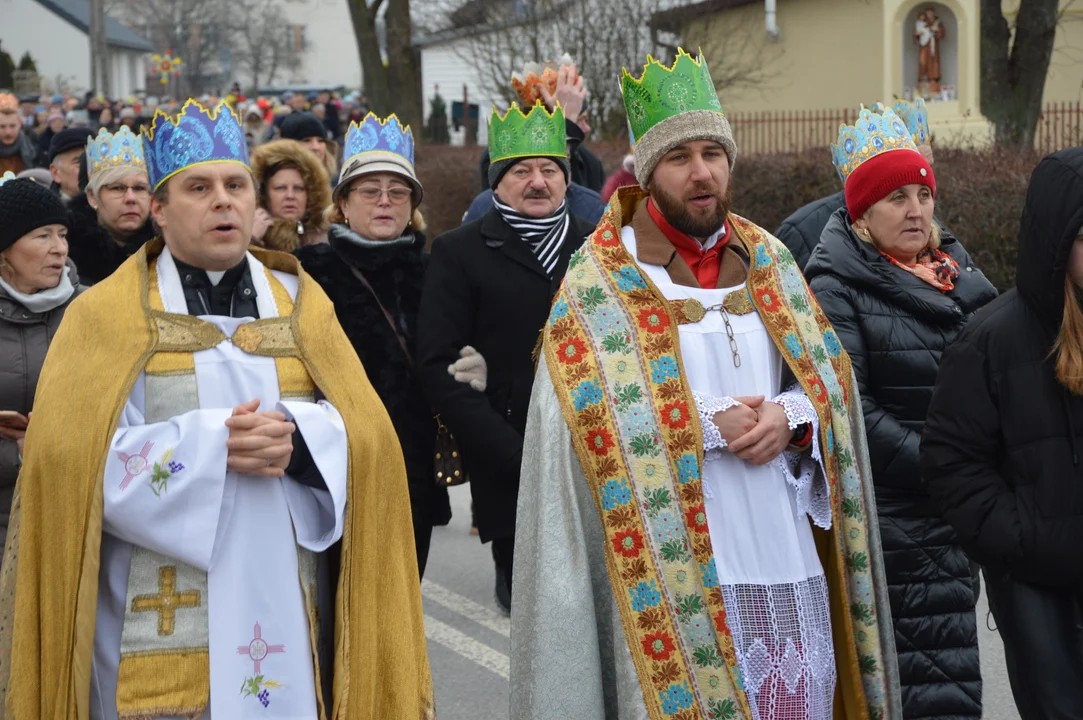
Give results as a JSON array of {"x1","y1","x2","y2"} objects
[
  {"x1": 921, "y1": 148, "x2": 1083, "y2": 720},
  {"x1": 805, "y1": 107, "x2": 996, "y2": 720}
]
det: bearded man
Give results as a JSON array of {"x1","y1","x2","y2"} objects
[{"x1": 511, "y1": 49, "x2": 901, "y2": 720}]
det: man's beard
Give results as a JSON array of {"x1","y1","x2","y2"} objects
[{"x1": 651, "y1": 181, "x2": 732, "y2": 238}]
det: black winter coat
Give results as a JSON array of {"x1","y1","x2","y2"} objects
[
  {"x1": 921, "y1": 147, "x2": 1083, "y2": 589},
  {"x1": 806, "y1": 209, "x2": 996, "y2": 720},
  {"x1": 66, "y1": 193, "x2": 155, "y2": 285},
  {"x1": 774, "y1": 191, "x2": 845, "y2": 271},
  {"x1": 417, "y1": 207, "x2": 592, "y2": 542},
  {"x1": 295, "y1": 226, "x2": 451, "y2": 528}
]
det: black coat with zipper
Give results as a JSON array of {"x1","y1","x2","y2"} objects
[
  {"x1": 921, "y1": 148, "x2": 1083, "y2": 589},
  {"x1": 806, "y1": 209, "x2": 996, "y2": 720},
  {"x1": 417, "y1": 206, "x2": 592, "y2": 543},
  {"x1": 295, "y1": 226, "x2": 452, "y2": 529}
]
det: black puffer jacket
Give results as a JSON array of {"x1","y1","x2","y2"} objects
[
  {"x1": 806, "y1": 209, "x2": 996, "y2": 720},
  {"x1": 66, "y1": 193, "x2": 155, "y2": 285},
  {"x1": 296, "y1": 226, "x2": 452, "y2": 529},
  {"x1": 921, "y1": 148, "x2": 1083, "y2": 588},
  {"x1": 774, "y1": 191, "x2": 845, "y2": 271}
]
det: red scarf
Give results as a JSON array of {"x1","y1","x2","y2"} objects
[{"x1": 647, "y1": 198, "x2": 729, "y2": 289}]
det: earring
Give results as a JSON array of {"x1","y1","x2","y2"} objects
[{"x1": 860, "y1": 226, "x2": 872, "y2": 241}]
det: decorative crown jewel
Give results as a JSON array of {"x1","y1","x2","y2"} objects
[
  {"x1": 620, "y1": 48, "x2": 724, "y2": 145},
  {"x1": 87, "y1": 126, "x2": 147, "y2": 179},
  {"x1": 488, "y1": 100, "x2": 567, "y2": 164},
  {"x1": 141, "y1": 99, "x2": 249, "y2": 191},
  {"x1": 342, "y1": 113, "x2": 416, "y2": 169},
  {"x1": 831, "y1": 107, "x2": 919, "y2": 182},
  {"x1": 0, "y1": 171, "x2": 16, "y2": 186},
  {"x1": 0, "y1": 94, "x2": 16, "y2": 112},
  {"x1": 510, "y1": 53, "x2": 575, "y2": 107},
  {"x1": 892, "y1": 98, "x2": 931, "y2": 153}
]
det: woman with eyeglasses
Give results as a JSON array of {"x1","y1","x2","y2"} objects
[
  {"x1": 67, "y1": 127, "x2": 155, "y2": 285},
  {"x1": 295, "y1": 115, "x2": 451, "y2": 578}
]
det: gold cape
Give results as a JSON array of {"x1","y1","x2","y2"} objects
[{"x1": 0, "y1": 239, "x2": 434, "y2": 719}]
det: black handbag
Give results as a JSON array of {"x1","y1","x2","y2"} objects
[{"x1": 347, "y1": 264, "x2": 467, "y2": 487}]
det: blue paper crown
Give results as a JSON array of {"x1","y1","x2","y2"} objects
[
  {"x1": 892, "y1": 98, "x2": 931, "y2": 154},
  {"x1": 87, "y1": 126, "x2": 146, "y2": 179},
  {"x1": 831, "y1": 107, "x2": 918, "y2": 183},
  {"x1": 342, "y1": 113, "x2": 415, "y2": 169},
  {"x1": 141, "y1": 99, "x2": 249, "y2": 191},
  {"x1": 0, "y1": 171, "x2": 15, "y2": 187}
]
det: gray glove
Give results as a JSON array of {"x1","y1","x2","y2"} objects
[{"x1": 448, "y1": 346, "x2": 487, "y2": 392}]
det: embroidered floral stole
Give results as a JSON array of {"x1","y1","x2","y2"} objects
[
  {"x1": 542, "y1": 187, "x2": 890, "y2": 720},
  {"x1": 110, "y1": 256, "x2": 320, "y2": 720}
]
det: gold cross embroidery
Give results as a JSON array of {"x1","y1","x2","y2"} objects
[{"x1": 131, "y1": 566, "x2": 201, "y2": 636}]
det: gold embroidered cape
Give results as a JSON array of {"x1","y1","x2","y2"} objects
[
  {"x1": 513, "y1": 187, "x2": 900, "y2": 720},
  {"x1": 0, "y1": 239, "x2": 434, "y2": 719}
]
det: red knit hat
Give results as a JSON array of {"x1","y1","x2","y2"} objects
[{"x1": 844, "y1": 148, "x2": 935, "y2": 220}]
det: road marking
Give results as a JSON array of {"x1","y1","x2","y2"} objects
[
  {"x1": 424, "y1": 614, "x2": 510, "y2": 680},
  {"x1": 422, "y1": 579, "x2": 511, "y2": 638}
]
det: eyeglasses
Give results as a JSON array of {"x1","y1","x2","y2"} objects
[
  {"x1": 349, "y1": 186, "x2": 412, "y2": 204},
  {"x1": 102, "y1": 182, "x2": 150, "y2": 197}
]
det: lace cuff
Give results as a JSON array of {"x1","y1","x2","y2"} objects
[
  {"x1": 692, "y1": 391, "x2": 741, "y2": 461},
  {"x1": 772, "y1": 385, "x2": 832, "y2": 530}
]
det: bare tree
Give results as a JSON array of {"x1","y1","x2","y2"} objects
[
  {"x1": 442, "y1": 0, "x2": 781, "y2": 138},
  {"x1": 980, "y1": 0, "x2": 1062, "y2": 148},
  {"x1": 111, "y1": 0, "x2": 224, "y2": 95},
  {"x1": 229, "y1": 0, "x2": 304, "y2": 92},
  {"x1": 347, "y1": 0, "x2": 423, "y2": 129}
]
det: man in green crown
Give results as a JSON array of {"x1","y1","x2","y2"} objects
[
  {"x1": 418, "y1": 100, "x2": 595, "y2": 614},
  {"x1": 511, "y1": 50, "x2": 901, "y2": 720}
]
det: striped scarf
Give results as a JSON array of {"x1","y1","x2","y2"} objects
[{"x1": 493, "y1": 195, "x2": 571, "y2": 277}]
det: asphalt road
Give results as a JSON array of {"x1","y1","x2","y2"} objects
[{"x1": 424, "y1": 485, "x2": 1022, "y2": 720}]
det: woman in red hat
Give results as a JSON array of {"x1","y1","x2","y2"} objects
[{"x1": 804, "y1": 108, "x2": 997, "y2": 720}]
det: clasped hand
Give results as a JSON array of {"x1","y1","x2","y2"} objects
[
  {"x1": 712, "y1": 395, "x2": 792, "y2": 466},
  {"x1": 225, "y1": 399, "x2": 294, "y2": 478}
]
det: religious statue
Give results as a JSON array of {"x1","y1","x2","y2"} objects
[{"x1": 914, "y1": 7, "x2": 945, "y2": 95}]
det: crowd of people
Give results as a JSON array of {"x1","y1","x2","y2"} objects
[{"x1": 0, "y1": 45, "x2": 1080, "y2": 720}]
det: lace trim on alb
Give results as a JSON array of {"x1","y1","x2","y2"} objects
[
  {"x1": 723, "y1": 576, "x2": 837, "y2": 720},
  {"x1": 772, "y1": 386, "x2": 832, "y2": 530}
]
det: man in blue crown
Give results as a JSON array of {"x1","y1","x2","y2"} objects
[{"x1": 0, "y1": 100, "x2": 435, "y2": 719}]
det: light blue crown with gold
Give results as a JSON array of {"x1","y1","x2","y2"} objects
[
  {"x1": 0, "y1": 172, "x2": 15, "y2": 187},
  {"x1": 342, "y1": 113, "x2": 415, "y2": 169},
  {"x1": 831, "y1": 107, "x2": 919, "y2": 182},
  {"x1": 87, "y1": 126, "x2": 146, "y2": 179},
  {"x1": 141, "y1": 99, "x2": 249, "y2": 191},
  {"x1": 893, "y1": 98, "x2": 931, "y2": 154}
]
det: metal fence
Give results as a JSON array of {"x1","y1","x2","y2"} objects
[
  {"x1": 728, "y1": 103, "x2": 1083, "y2": 156},
  {"x1": 1036, "y1": 102, "x2": 1083, "y2": 155},
  {"x1": 728, "y1": 109, "x2": 859, "y2": 156}
]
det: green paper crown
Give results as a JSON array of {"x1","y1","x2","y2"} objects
[
  {"x1": 621, "y1": 48, "x2": 724, "y2": 143},
  {"x1": 488, "y1": 101, "x2": 567, "y2": 164}
]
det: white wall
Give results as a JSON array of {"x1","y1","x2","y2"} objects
[
  {"x1": 420, "y1": 39, "x2": 500, "y2": 145},
  {"x1": 282, "y1": 0, "x2": 363, "y2": 88},
  {"x1": 1, "y1": 0, "x2": 90, "y2": 93},
  {"x1": 108, "y1": 49, "x2": 148, "y2": 97}
]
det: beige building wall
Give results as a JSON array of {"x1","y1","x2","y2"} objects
[
  {"x1": 682, "y1": 0, "x2": 883, "y2": 114},
  {"x1": 1039, "y1": 5, "x2": 1083, "y2": 104}
]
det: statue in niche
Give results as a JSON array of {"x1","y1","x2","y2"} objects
[{"x1": 914, "y1": 7, "x2": 945, "y2": 95}]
